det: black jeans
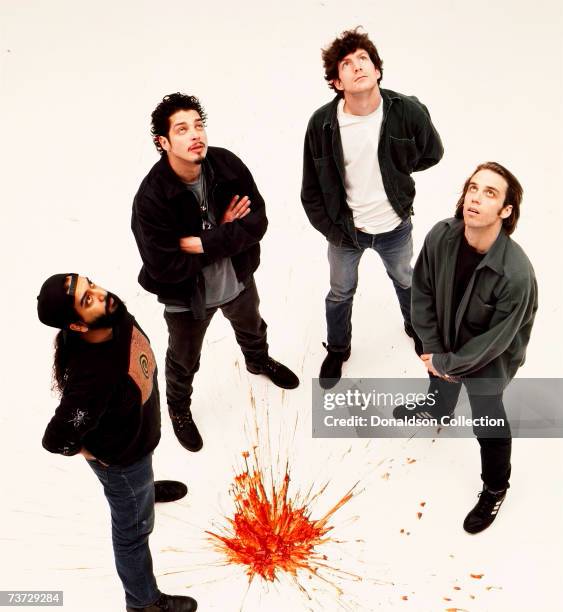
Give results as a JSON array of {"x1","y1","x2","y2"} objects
[
  {"x1": 428, "y1": 374, "x2": 512, "y2": 491},
  {"x1": 163, "y1": 277, "x2": 268, "y2": 412}
]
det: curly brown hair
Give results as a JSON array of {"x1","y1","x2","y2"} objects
[
  {"x1": 322, "y1": 27, "x2": 383, "y2": 95},
  {"x1": 454, "y1": 162, "x2": 523, "y2": 235}
]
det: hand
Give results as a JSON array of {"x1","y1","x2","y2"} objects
[
  {"x1": 79, "y1": 447, "x2": 97, "y2": 461},
  {"x1": 179, "y1": 236, "x2": 204, "y2": 254},
  {"x1": 79, "y1": 448, "x2": 109, "y2": 466},
  {"x1": 221, "y1": 195, "x2": 251, "y2": 224},
  {"x1": 420, "y1": 353, "x2": 451, "y2": 380}
]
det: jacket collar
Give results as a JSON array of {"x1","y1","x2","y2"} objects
[
  {"x1": 444, "y1": 217, "x2": 508, "y2": 276},
  {"x1": 323, "y1": 88, "x2": 400, "y2": 130},
  {"x1": 151, "y1": 147, "x2": 237, "y2": 201}
]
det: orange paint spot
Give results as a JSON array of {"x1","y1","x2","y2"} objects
[
  {"x1": 207, "y1": 449, "x2": 358, "y2": 584},
  {"x1": 470, "y1": 573, "x2": 484, "y2": 579}
]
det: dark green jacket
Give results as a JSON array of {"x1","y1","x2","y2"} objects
[
  {"x1": 412, "y1": 218, "x2": 538, "y2": 385},
  {"x1": 301, "y1": 89, "x2": 443, "y2": 246}
]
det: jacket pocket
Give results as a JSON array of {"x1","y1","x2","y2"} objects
[
  {"x1": 464, "y1": 294, "x2": 496, "y2": 331},
  {"x1": 389, "y1": 136, "x2": 418, "y2": 174},
  {"x1": 314, "y1": 156, "x2": 340, "y2": 194}
]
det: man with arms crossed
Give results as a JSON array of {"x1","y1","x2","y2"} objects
[
  {"x1": 301, "y1": 27, "x2": 443, "y2": 388},
  {"x1": 132, "y1": 93, "x2": 299, "y2": 453},
  {"x1": 394, "y1": 162, "x2": 537, "y2": 533},
  {"x1": 37, "y1": 273, "x2": 197, "y2": 611}
]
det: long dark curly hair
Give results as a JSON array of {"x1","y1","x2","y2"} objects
[{"x1": 52, "y1": 330, "x2": 77, "y2": 395}]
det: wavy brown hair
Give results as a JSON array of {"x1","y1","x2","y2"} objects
[
  {"x1": 455, "y1": 162, "x2": 523, "y2": 235},
  {"x1": 322, "y1": 26, "x2": 383, "y2": 95}
]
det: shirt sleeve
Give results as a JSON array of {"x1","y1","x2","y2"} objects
[
  {"x1": 411, "y1": 232, "x2": 446, "y2": 354},
  {"x1": 42, "y1": 368, "x2": 113, "y2": 456},
  {"x1": 199, "y1": 160, "x2": 268, "y2": 258},
  {"x1": 410, "y1": 98, "x2": 444, "y2": 172},
  {"x1": 300, "y1": 120, "x2": 347, "y2": 245},
  {"x1": 132, "y1": 193, "x2": 206, "y2": 283}
]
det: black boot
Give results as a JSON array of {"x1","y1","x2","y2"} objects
[
  {"x1": 126, "y1": 592, "x2": 197, "y2": 611},
  {"x1": 154, "y1": 480, "x2": 188, "y2": 503},
  {"x1": 404, "y1": 323, "x2": 423, "y2": 356},
  {"x1": 169, "y1": 408, "x2": 203, "y2": 452},
  {"x1": 246, "y1": 356, "x2": 300, "y2": 389},
  {"x1": 319, "y1": 343, "x2": 351, "y2": 390},
  {"x1": 463, "y1": 486, "x2": 507, "y2": 534}
]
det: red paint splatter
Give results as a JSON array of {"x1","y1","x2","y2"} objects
[{"x1": 207, "y1": 448, "x2": 359, "y2": 585}]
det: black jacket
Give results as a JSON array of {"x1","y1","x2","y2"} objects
[
  {"x1": 42, "y1": 313, "x2": 161, "y2": 467},
  {"x1": 131, "y1": 147, "x2": 268, "y2": 310},
  {"x1": 301, "y1": 89, "x2": 444, "y2": 245}
]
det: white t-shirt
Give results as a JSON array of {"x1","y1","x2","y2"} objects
[{"x1": 337, "y1": 98, "x2": 402, "y2": 234}]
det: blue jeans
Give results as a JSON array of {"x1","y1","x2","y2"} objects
[
  {"x1": 326, "y1": 218, "x2": 414, "y2": 351},
  {"x1": 87, "y1": 454, "x2": 160, "y2": 609}
]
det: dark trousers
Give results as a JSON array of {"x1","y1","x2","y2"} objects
[
  {"x1": 429, "y1": 374, "x2": 512, "y2": 491},
  {"x1": 87, "y1": 454, "x2": 160, "y2": 609},
  {"x1": 163, "y1": 277, "x2": 268, "y2": 412}
]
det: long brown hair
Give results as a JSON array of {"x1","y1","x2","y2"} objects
[
  {"x1": 455, "y1": 162, "x2": 523, "y2": 235},
  {"x1": 52, "y1": 330, "x2": 76, "y2": 395}
]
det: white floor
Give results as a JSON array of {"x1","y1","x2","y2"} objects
[{"x1": 2, "y1": 1, "x2": 563, "y2": 610}]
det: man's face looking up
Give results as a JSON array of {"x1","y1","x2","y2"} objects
[
  {"x1": 158, "y1": 109, "x2": 208, "y2": 166},
  {"x1": 67, "y1": 275, "x2": 121, "y2": 329},
  {"x1": 463, "y1": 169, "x2": 512, "y2": 231}
]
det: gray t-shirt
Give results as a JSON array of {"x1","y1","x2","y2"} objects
[{"x1": 164, "y1": 173, "x2": 244, "y2": 313}]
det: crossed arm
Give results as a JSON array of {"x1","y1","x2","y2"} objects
[{"x1": 179, "y1": 195, "x2": 252, "y2": 253}]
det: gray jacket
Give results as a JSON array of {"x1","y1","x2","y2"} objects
[{"x1": 412, "y1": 218, "x2": 538, "y2": 385}]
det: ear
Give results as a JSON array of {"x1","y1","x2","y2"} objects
[
  {"x1": 69, "y1": 322, "x2": 88, "y2": 334},
  {"x1": 332, "y1": 78, "x2": 344, "y2": 92},
  {"x1": 158, "y1": 135, "x2": 170, "y2": 152},
  {"x1": 500, "y1": 204, "x2": 513, "y2": 219}
]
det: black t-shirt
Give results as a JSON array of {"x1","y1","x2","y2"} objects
[
  {"x1": 451, "y1": 234, "x2": 485, "y2": 342},
  {"x1": 42, "y1": 313, "x2": 161, "y2": 466}
]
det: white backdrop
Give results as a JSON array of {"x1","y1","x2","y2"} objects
[{"x1": 1, "y1": 1, "x2": 562, "y2": 610}]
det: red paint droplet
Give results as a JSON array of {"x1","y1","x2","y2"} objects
[
  {"x1": 416, "y1": 512, "x2": 422, "y2": 519},
  {"x1": 470, "y1": 573, "x2": 484, "y2": 579},
  {"x1": 208, "y1": 449, "x2": 357, "y2": 583},
  {"x1": 401, "y1": 595, "x2": 408, "y2": 601},
  {"x1": 420, "y1": 501, "x2": 426, "y2": 507}
]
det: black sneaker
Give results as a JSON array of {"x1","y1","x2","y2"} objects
[
  {"x1": 154, "y1": 480, "x2": 188, "y2": 503},
  {"x1": 247, "y1": 356, "x2": 300, "y2": 389},
  {"x1": 463, "y1": 487, "x2": 507, "y2": 534},
  {"x1": 404, "y1": 323, "x2": 424, "y2": 356},
  {"x1": 392, "y1": 403, "x2": 453, "y2": 424},
  {"x1": 169, "y1": 409, "x2": 203, "y2": 452},
  {"x1": 319, "y1": 343, "x2": 351, "y2": 390},
  {"x1": 127, "y1": 592, "x2": 198, "y2": 611}
]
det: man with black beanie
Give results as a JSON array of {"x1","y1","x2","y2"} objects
[{"x1": 37, "y1": 273, "x2": 197, "y2": 612}]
